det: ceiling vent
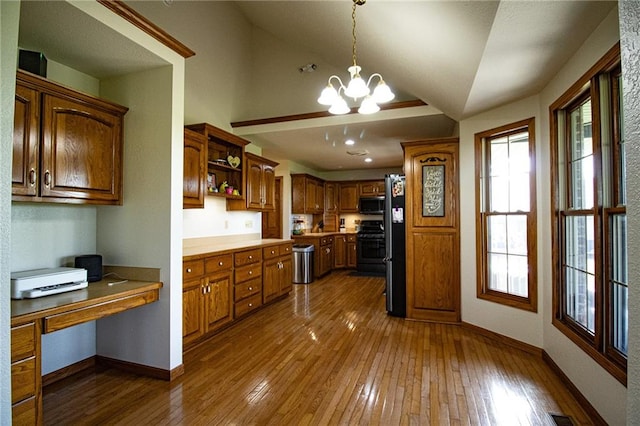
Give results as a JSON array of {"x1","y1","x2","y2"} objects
[{"x1": 347, "y1": 149, "x2": 369, "y2": 156}]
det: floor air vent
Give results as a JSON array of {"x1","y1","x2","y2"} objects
[{"x1": 550, "y1": 414, "x2": 574, "y2": 426}]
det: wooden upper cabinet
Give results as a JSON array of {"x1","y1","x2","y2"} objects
[
  {"x1": 13, "y1": 71, "x2": 128, "y2": 205},
  {"x1": 228, "y1": 152, "x2": 278, "y2": 211},
  {"x1": 359, "y1": 180, "x2": 385, "y2": 196},
  {"x1": 325, "y1": 182, "x2": 339, "y2": 213},
  {"x1": 183, "y1": 128, "x2": 207, "y2": 209},
  {"x1": 339, "y1": 182, "x2": 359, "y2": 213},
  {"x1": 12, "y1": 83, "x2": 39, "y2": 197},
  {"x1": 291, "y1": 174, "x2": 324, "y2": 214}
]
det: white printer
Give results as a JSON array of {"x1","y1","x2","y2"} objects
[{"x1": 11, "y1": 267, "x2": 88, "y2": 299}]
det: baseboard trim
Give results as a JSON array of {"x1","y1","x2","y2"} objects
[
  {"x1": 461, "y1": 321, "x2": 543, "y2": 356},
  {"x1": 42, "y1": 356, "x2": 96, "y2": 387},
  {"x1": 96, "y1": 355, "x2": 184, "y2": 381},
  {"x1": 542, "y1": 351, "x2": 607, "y2": 426},
  {"x1": 461, "y1": 321, "x2": 605, "y2": 424}
]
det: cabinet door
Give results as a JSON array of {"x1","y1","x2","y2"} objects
[
  {"x1": 183, "y1": 279, "x2": 203, "y2": 345},
  {"x1": 339, "y1": 183, "x2": 359, "y2": 212},
  {"x1": 360, "y1": 180, "x2": 385, "y2": 196},
  {"x1": 347, "y1": 241, "x2": 357, "y2": 268},
  {"x1": 325, "y1": 182, "x2": 338, "y2": 213},
  {"x1": 41, "y1": 94, "x2": 123, "y2": 203},
  {"x1": 305, "y1": 178, "x2": 318, "y2": 212},
  {"x1": 291, "y1": 174, "x2": 306, "y2": 214},
  {"x1": 263, "y1": 259, "x2": 280, "y2": 303},
  {"x1": 245, "y1": 157, "x2": 264, "y2": 210},
  {"x1": 183, "y1": 128, "x2": 207, "y2": 209},
  {"x1": 12, "y1": 83, "x2": 40, "y2": 197},
  {"x1": 262, "y1": 163, "x2": 276, "y2": 211},
  {"x1": 334, "y1": 235, "x2": 347, "y2": 269},
  {"x1": 279, "y1": 255, "x2": 293, "y2": 295},
  {"x1": 319, "y1": 243, "x2": 333, "y2": 276},
  {"x1": 204, "y1": 273, "x2": 232, "y2": 332},
  {"x1": 315, "y1": 181, "x2": 325, "y2": 214}
]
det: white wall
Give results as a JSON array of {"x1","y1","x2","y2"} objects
[
  {"x1": 0, "y1": 1, "x2": 20, "y2": 421},
  {"x1": 459, "y1": 95, "x2": 543, "y2": 347},
  {"x1": 460, "y1": 7, "x2": 628, "y2": 425},
  {"x1": 620, "y1": 1, "x2": 640, "y2": 422}
]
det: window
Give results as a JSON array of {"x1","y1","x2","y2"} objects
[
  {"x1": 475, "y1": 118, "x2": 537, "y2": 311},
  {"x1": 550, "y1": 44, "x2": 626, "y2": 384}
]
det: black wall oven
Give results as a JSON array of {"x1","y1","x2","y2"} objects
[{"x1": 356, "y1": 220, "x2": 385, "y2": 275}]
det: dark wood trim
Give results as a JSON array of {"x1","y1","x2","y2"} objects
[
  {"x1": 230, "y1": 100, "x2": 427, "y2": 128},
  {"x1": 542, "y1": 351, "x2": 608, "y2": 426},
  {"x1": 97, "y1": 0, "x2": 195, "y2": 58},
  {"x1": 473, "y1": 117, "x2": 537, "y2": 312},
  {"x1": 42, "y1": 356, "x2": 96, "y2": 387},
  {"x1": 96, "y1": 355, "x2": 184, "y2": 381},
  {"x1": 461, "y1": 322, "x2": 542, "y2": 357}
]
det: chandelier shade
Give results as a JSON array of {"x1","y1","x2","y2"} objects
[{"x1": 317, "y1": 0, "x2": 394, "y2": 115}]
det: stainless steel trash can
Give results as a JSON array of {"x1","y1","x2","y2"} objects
[{"x1": 293, "y1": 244, "x2": 314, "y2": 284}]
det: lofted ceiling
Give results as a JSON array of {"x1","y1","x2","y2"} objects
[{"x1": 17, "y1": 1, "x2": 617, "y2": 172}]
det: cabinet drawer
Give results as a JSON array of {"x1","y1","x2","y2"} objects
[
  {"x1": 11, "y1": 357, "x2": 36, "y2": 404},
  {"x1": 11, "y1": 323, "x2": 36, "y2": 363},
  {"x1": 235, "y1": 292, "x2": 262, "y2": 318},
  {"x1": 205, "y1": 254, "x2": 233, "y2": 274},
  {"x1": 263, "y1": 246, "x2": 280, "y2": 260},
  {"x1": 12, "y1": 396, "x2": 36, "y2": 426},
  {"x1": 279, "y1": 243, "x2": 293, "y2": 257},
  {"x1": 320, "y1": 236, "x2": 334, "y2": 245},
  {"x1": 234, "y1": 248, "x2": 262, "y2": 267},
  {"x1": 183, "y1": 259, "x2": 204, "y2": 279},
  {"x1": 235, "y1": 264, "x2": 262, "y2": 284},
  {"x1": 234, "y1": 278, "x2": 261, "y2": 301}
]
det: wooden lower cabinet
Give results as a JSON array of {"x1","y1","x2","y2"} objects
[
  {"x1": 11, "y1": 321, "x2": 41, "y2": 426},
  {"x1": 263, "y1": 243, "x2": 293, "y2": 303},
  {"x1": 184, "y1": 242, "x2": 293, "y2": 349},
  {"x1": 334, "y1": 235, "x2": 347, "y2": 268},
  {"x1": 233, "y1": 248, "x2": 263, "y2": 318},
  {"x1": 346, "y1": 235, "x2": 357, "y2": 268},
  {"x1": 319, "y1": 236, "x2": 334, "y2": 277},
  {"x1": 182, "y1": 255, "x2": 233, "y2": 348}
]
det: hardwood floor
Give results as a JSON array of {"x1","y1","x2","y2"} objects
[{"x1": 43, "y1": 270, "x2": 594, "y2": 425}]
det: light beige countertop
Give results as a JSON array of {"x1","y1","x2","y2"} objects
[{"x1": 183, "y1": 236, "x2": 293, "y2": 259}]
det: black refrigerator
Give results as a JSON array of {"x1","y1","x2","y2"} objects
[{"x1": 384, "y1": 174, "x2": 406, "y2": 317}]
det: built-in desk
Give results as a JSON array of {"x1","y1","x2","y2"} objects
[{"x1": 11, "y1": 278, "x2": 163, "y2": 425}]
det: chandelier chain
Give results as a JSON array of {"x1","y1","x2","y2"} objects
[{"x1": 351, "y1": 0, "x2": 358, "y2": 68}]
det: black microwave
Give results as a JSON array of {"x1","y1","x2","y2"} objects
[{"x1": 359, "y1": 196, "x2": 385, "y2": 214}]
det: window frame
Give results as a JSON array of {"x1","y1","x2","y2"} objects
[
  {"x1": 550, "y1": 43, "x2": 626, "y2": 385},
  {"x1": 474, "y1": 117, "x2": 537, "y2": 312}
]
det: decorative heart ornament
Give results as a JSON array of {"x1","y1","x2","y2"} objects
[{"x1": 227, "y1": 156, "x2": 240, "y2": 168}]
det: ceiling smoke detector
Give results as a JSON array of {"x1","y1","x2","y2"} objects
[{"x1": 298, "y1": 63, "x2": 318, "y2": 73}]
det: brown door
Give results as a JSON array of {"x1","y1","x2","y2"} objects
[
  {"x1": 402, "y1": 138, "x2": 460, "y2": 323},
  {"x1": 262, "y1": 176, "x2": 282, "y2": 238}
]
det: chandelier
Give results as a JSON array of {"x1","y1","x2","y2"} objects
[{"x1": 317, "y1": 0, "x2": 395, "y2": 115}]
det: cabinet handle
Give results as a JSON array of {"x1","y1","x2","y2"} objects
[
  {"x1": 29, "y1": 168, "x2": 36, "y2": 186},
  {"x1": 186, "y1": 268, "x2": 192, "y2": 273},
  {"x1": 271, "y1": 250, "x2": 275, "y2": 254},
  {"x1": 248, "y1": 286, "x2": 253, "y2": 291},
  {"x1": 44, "y1": 170, "x2": 51, "y2": 187},
  {"x1": 248, "y1": 270, "x2": 253, "y2": 275},
  {"x1": 219, "y1": 261, "x2": 223, "y2": 266},
  {"x1": 248, "y1": 303, "x2": 253, "y2": 307},
  {"x1": 248, "y1": 255, "x2": 253, "y2": 260}
]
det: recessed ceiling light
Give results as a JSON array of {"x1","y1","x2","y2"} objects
[
  {"x1": 345, "y1": 139, "x2": 355, "y2": 146},
  {"x1": 364, "y1": 158, "x2": 373, "y2": 163}
]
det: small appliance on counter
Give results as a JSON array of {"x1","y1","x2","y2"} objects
[
  {"x1": 339, "y1": 218, "x2": 346, "y2": 233},
  {"x1": 293, "y1": 218, "x2": 305, "y2": 235},
  {"x1": 11, "y1": 267, "x2": 88, "y2": 299}
]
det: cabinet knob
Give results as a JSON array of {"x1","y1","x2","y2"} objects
[
  {"x1": 248, "y1": 255, "x2": 253, "y2": 259},
  {"x1": 248, "y1": 303, "x2": 253, "y2": 307},
  {"x1": 271, "y1": 250, "x2": 275, "y2": 254},
  {"x1": 248, "y1": 286, "x2": 253, "y2": 291},
  {"x1": 219, "y1": 261, "x2": 223, "y2": 266},
  {"x1": 186, "y1": 268, "x2": 192, "y2": 273},
  {"x1": 249, "y1": 270, "x2": 253, "y2": 275}
]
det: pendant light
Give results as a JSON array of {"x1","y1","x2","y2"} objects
[{"x1": 317, "y1": 0, "x2": 395, "y2": 115}]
